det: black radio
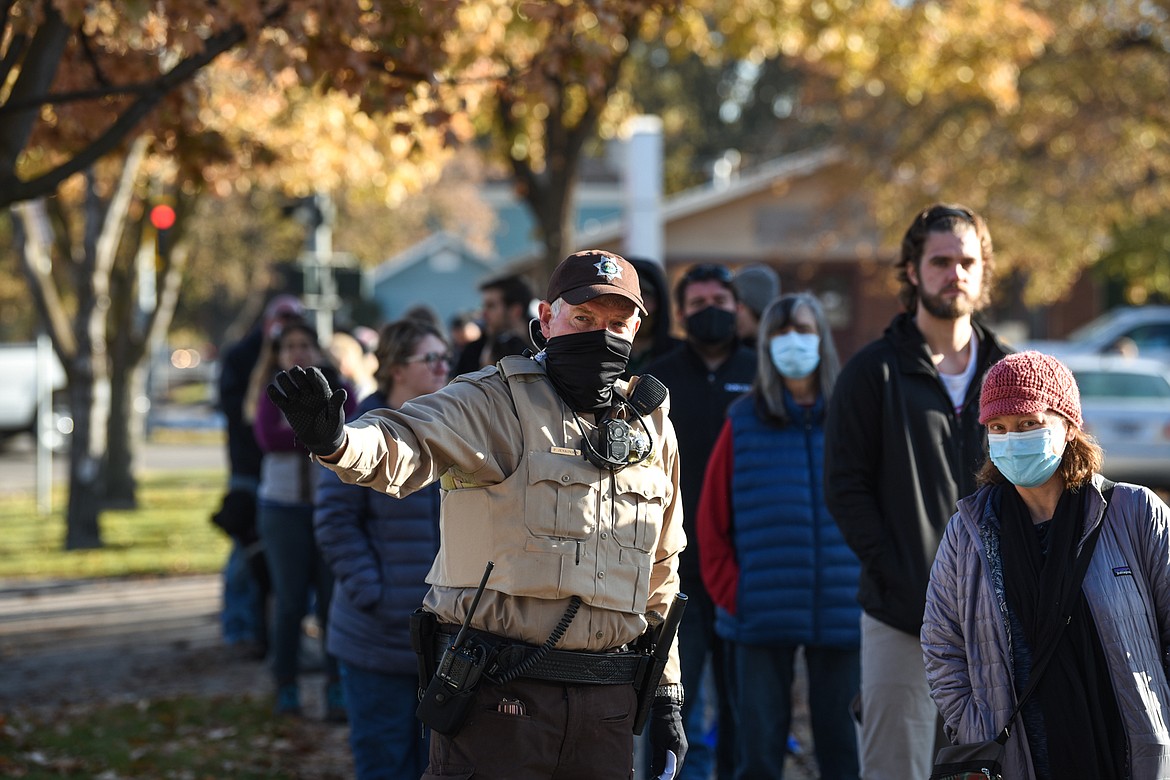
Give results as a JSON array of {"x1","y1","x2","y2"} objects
[
  {"x1": 581, "y1": 375, "x2": 664, "y2": 472},
  {"x1": 416, "y1": 562, "x2": 495, "y2": 735}
]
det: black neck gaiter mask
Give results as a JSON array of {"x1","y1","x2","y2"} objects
[{"x1": 543, "y1": 329, "x2": 632, "y2": 412}]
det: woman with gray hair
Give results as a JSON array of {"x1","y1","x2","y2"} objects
[{"x1": 697, "y1": 292, "x2": 861, "y2": 779}]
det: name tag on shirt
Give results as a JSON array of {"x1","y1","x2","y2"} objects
[{"x1": 724, "y1": 383, "x2": 752, "y2": 394}]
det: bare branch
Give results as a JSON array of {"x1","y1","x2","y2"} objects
[
  {"x1": 0, "y1": 31, "x2": 27, "y2": 88},
  {"x1": 0, "y1": 22, "x2": 246, "y2": 208},
  {"x1": 77, "y1": 21, "x2": 112, "y2": 89},
  {"x1": 12, "y1": 200, "x2": 79, "y2": 362},
  {"x1": 0, "y1": 6, "x2": 70, "y2": 177},
  {"x1": 94, "y1": 135, "x2": 151, "y2": 284}
]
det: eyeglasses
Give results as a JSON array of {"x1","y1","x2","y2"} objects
[
  {"x1": 682, "y1": 263, "x2": 733, "y2": 284},
  {"x1": 404, "y1": 351, "x2": 452, "y2": 368}
]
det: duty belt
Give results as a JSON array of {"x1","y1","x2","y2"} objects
[{"x1": 435, "y1": 625, "x2": 642, "y2": 685}]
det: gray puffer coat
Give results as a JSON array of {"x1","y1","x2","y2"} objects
[{"x1": 922, "y1": 476, "x2": 1170, "y2": 779}]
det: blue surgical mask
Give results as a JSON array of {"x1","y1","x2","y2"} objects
[
  {"x1": 987, "y1": 427, "x2": 1064, "y2": 488},
  {"x1": 769, "y1": 332, "x2": 821, "y2": 379}
]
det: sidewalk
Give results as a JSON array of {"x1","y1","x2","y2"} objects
[{"x1": 0, "y1": 574, "x2": 261, "y2": 711}]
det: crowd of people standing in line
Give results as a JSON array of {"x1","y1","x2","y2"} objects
[{"x1": 212, "y1": 199, "x2": 1170, "y2": 780}]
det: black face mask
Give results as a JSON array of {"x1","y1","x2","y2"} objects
[
  {"x1": 685, "y1": 306, "x2": 737, "y2": 346},
  {"x1": 543, "y1": 329, "x2": 632, "y2": 412}
]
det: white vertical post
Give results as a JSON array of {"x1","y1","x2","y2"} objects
[
  {"x1": 35, "y1": 332, "x2": 52, "y2": 514},
  {"x1": 623, "y1": 115, "x2": 664, "y2": 264}
]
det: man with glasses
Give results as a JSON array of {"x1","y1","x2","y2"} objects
[
  {"x1": 647, "y1": 263, "x2": 756, "y2": 780},
  {"x1": 824, "y1": 204, "x2": 1012, "y2": 779},
  {"x1": 452, "y1": 274, "x2": 534, "y2": 376},
  {"x1": 266, "y1": 250, "x2": 688, "y2": 779}
]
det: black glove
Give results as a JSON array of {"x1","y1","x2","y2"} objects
[
  {"x1": 266, "y1": 365, "x2": 348, "y2": 457},
  {"x1": 649, "y1": 696, "x2": 686, "y2": 778}
]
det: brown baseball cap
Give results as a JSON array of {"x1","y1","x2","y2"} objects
[{"x1": 545, "y1": 250, "x2": 646, "y2": 315}]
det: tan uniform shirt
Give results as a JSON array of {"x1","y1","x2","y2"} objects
[{"x1": 320, "y1": 356, "x2": 685, "y2": 683}]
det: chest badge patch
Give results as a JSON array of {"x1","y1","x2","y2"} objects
[{"x1": 1113, "y1": 565, "x2": 1132, "y2": 577}]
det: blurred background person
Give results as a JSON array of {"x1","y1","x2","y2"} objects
[
  {"x1": 251, "y1": 320, "x2": 356, "y2": 719},
  {"x1": 699, "y1": 293, "x2": 859, "y2": 780},
  {"x1": 401, "y1": 303, "x2": 445, "y2": 333},
  {"x1": 626, "y1": 256, "x2": 683, "y2": 377},
  {"x1": 923, "y1": 351, "x2": 1170, "y2": 779},
  {"x1": 329, "y1": 330, "x2": 377, "y2": 402},
  {"x1": 451, "y1": 273, "x2": 533, "y2": 375},
  {"x1": 731, "y1": 264, "x2": 780, "y2": 349},
  {"x1": 447, "y1": 310, "x2": 483, "y2": 360},
  {"x1": 214, "y1": 293, "x2": 304, "y2": 659},
  {"x1": 314, "y1": 318, "x2": 449, "y2": 779}
]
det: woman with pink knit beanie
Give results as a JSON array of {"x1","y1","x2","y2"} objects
[{"x1": 922, "y1": 350, "x2": 1170, "y2": 780}]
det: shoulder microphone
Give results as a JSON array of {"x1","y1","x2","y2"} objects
[{"x1": 628, "y1": 374, "x2": 667, "y2": 416}]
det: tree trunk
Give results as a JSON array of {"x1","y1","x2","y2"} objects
[
  {"x1": 103, "y1": 350, "x2": 142, "y2": 509},
  {"x1": 104, "y1": 194, "x2": 190, "y2": 505},
  {"x1": 104, "y1": 226, "x2": 148, "y2": 507},
  {"x1": 13, "y1": 141, "x2": 149, "y2": 549},
  {"x1": 64, "y1": 367, "x2": 107, "y2": 549}
]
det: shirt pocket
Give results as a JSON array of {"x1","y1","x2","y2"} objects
[
  {"x1": 611, "y1": 466, "x2": 669, "y2": 553},
  {"x1": 524, "y1": 451, "x2": 596, "y2": 541}
]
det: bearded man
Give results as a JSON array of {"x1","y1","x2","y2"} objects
[{"x1": 824, "y1": 204, "x2": 1012, "y2": 780}]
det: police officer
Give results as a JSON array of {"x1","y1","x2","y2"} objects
[{"x1": 268, "y1": 250, "x2": 687, "y2": 779}]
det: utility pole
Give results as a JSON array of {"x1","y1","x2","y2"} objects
[{"x1": 299, "y1": 193, "x2": 337, "y2": 343}]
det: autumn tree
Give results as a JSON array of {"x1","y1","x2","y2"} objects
[
  {"x1": 672, "y1": 0, "x2": 1170, "y2": 307},
  {"x1": 827, "y1": 0, "x2": 1170, "y2": 307},
  {"x1": 2, "y1": 1, "x2": 476, "y2": 548}
]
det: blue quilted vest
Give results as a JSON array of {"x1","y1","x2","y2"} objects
[{"x1": 716, "y1": 393, "x2": 861, "y2": 647}]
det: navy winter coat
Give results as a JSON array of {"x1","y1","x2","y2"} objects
[{"x1": 314, "y1": 393, "x2": 441, "y2": 675}]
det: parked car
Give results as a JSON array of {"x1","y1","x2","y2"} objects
[
  {"x1": 1063, "y1": 355, "x2": 1170, "y2": 488},
  {"x1": 1022, "y1": 305, "x2": 1170, "y2": 365},
  {"x1": 0, "y1": 341, "x2": 69, "y2": 450}
]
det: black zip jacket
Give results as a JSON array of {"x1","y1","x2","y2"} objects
[
  {"x1": 647, "y1": 341, "x2": 757, "y2": 590},
  {"x1": 824, "y1": 312, "x2": 1011, "y2": 635}
]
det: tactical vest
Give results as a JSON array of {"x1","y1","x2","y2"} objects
[{"x1": 424, "y1": 356, "x2": 671, "y2": 615}]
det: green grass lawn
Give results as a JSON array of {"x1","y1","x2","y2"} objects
[{"x1": 0, "y1": 469, "x2": 231, "y2": 580}]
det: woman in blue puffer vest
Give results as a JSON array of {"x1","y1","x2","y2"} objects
[
  {"x1": 698, "y1": 292, "x2": 861, "y2": 780},
  {"x1": 314, "y1": 318, "x2": 449, "y2": 780}
]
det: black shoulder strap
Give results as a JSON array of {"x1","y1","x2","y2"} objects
[{"x1": 994, "y1": 478, "x2": 1117, "y2": 743}]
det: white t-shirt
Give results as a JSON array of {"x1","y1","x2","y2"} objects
[{"x1": 938, "y1": 332, "x2": 979, "y2": 413}]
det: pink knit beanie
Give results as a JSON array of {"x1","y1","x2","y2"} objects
[{"x1": 978, "y1": 351, "x2": 1082, "y2": 429}]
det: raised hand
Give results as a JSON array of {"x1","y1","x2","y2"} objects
[{"x1": 266, "y1": 366, "x2": 348, "y2": 457}]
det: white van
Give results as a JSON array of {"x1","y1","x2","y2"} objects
[{"x1": 0, "y1": 342, "x2": 67, "y2": 445}]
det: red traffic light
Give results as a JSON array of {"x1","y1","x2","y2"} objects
[{"x1": 149, "y1": 204, "x2": 176, "y2": 231}]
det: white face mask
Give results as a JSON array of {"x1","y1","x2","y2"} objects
[{"x1": 769, "y1": 332, "x2": 820, "y2": 379}]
